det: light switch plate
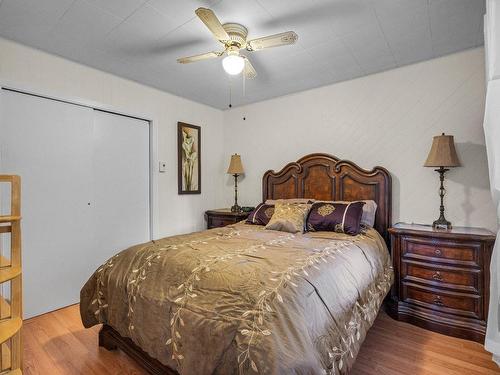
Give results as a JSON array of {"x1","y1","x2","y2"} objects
[{"x1": 159, "y1": 161, "x2": 167, "y2": 173}]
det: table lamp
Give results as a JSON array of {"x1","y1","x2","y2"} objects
[
  {"x1": 424, "y1": 133, "x2": 461, "y2": 229},
  {"x1": 227, "y1": 154, "x2": 244, "y2": 212}
]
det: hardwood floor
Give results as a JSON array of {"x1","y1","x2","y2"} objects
[
  {"x1": 22, "y1": 304, "x2": 499, "y2": 375},
  {"x1": 23, "y1": 305, "x2": 145, "y2": 375},
  {"x1": 352, "y1": 313, "x2": 500, "y2": 375}
]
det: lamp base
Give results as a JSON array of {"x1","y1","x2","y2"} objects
[
  {"x1": 432, "y1": 166, "x2": 452, "y2": 230},
  {"x1": 433, "y1": 218, "x2": 452, "y2": 230},
  {"x1": 231, "y1": 173, "x2": 241, "y2": 213}
]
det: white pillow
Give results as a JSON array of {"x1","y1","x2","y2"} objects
[{"x1": 360, "y1": 200, "x2": 377, "y2": 228}]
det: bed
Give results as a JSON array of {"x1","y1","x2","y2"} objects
[{"x1": 80, "y1": 153, "x2": 393, "y2": 375}]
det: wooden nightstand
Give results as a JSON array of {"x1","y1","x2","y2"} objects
[
  {"x1": 387, "y1": 223, "x2": 496, "y2": 343},
  {"x1": 205, "y1": 209, "x2": 249, "y2": 229}
]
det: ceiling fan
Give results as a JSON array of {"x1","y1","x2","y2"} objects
[{"x1": 177, "y1": 8, "x2": 298, "y2": 79}]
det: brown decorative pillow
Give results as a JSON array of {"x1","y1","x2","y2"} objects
[
  {"x1": 246, "y1": 203, "x2": 275, "y2": 225},
  {"x1": 265, "y1": 201, "x2": 310, "y2": 233},
  {"x1": 306, "y1": 201, "x2": 365, "y2": 235}
]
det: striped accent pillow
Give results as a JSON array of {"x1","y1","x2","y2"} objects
[{"x1": 246, "y1": 203, "x2": 275, "y2": 225}]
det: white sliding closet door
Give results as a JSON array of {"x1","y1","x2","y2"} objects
[
  {"x1": 91, "y1": 110, "x2": 150, "y2": 260},
  {"x1": 0, "y1": 90, "x2": 151, "y2": 318},
  {"x1": 0, "y1": 90, "x2": 94, "y2": 318}
]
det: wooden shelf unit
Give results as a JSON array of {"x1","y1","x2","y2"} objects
[{"x1": 0, "y1": 175, "x2": 22, "y2": 375}]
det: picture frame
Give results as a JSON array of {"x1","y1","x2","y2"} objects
[{"x1": 178, "y1": 122, "x2": 201, "y2": 194}]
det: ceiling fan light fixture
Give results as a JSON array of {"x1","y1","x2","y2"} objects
[
  {"x1": 177, "y1": 8, "x2": 298, "y2": 81},
  {"x1": 222, "y1": 54, "x2": 245, "y2": 75}
]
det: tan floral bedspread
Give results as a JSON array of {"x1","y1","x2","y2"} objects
[{"x1": 80, "y1": 223, "x2": 393, "y2": 375}]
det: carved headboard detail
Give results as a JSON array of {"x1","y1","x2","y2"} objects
[{"x1": 262, "y1": 153, "x2": 392, "y2": 243}]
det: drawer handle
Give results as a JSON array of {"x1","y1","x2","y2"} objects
[
  {"x1": 433, "y1": 296, "x2": 444, "y2": 306},
  {"x1": 434, "y1": 248, "x2": 442, "y2": 256},
  {"x1": 432, "y1": 271, "x2": 443, "y2": 281}
]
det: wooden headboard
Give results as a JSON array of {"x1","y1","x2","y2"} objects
[{"x1": 262, "y1": 153, "x2": 392, "y2": 243}]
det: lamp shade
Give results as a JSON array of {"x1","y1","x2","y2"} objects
[
  {"x1": 424, "y1": 133, "x2": 461, "y2": 167},
  {"x1": 227, "y1": 154, "x2": 244, "y2": 174}
]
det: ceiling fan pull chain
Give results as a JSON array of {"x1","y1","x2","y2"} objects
[{"x1": 228, "y1": 76, "x2": 232, "y2": 108}]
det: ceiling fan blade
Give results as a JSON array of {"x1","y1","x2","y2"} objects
[
  {"x1": 243, "y1": 57, "x2": 257, "y2": 79},
  {"x1": 195, "y1": 8, "x2": 230, "y2": 42},
  {"x1": 247, "y1": 31, "x2": 298, "y2": 51},
  {"x1": 177, "y1": 51, "x2": 223, "y2": 64}
]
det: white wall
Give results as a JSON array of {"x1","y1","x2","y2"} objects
[
  {"x1": 0, "y1": 37, "x2": 496, "y2": 234},
  {"x1": 0, "y1": 37, "x2": 225, "y2": 238},
  {"x1": 220, "y1": 48, "x2": 498, "y2": 232}
]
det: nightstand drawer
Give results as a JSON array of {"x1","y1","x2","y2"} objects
[
  {"x1": 402, "y1": 237, "x2": 479, "y2": 266},
  {"x1": 208, "y1": 217, "x2": 234, "y2": 228},
  {"x1": 402, "y1": 282, "x2": 481, "y2": 319},
  {"x1": 403, "y1": 261, "x2": 480, "y2": 293},
  {"x1": 205, "y1": 209, "x2": 249, "y2": 229}
]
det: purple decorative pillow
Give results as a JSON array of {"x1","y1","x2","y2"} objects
[
  {"x1": 306, "y1": 201, "x2": 365, "y2": 235},
  {"x1": 246, "y1": 203, "x2": 275, "y2": 225}
]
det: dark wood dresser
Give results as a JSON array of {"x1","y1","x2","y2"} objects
[
  {"x1": 387, "y1": 223, "x2": 496, "y2": 343},
  {"x1": 205, "y1": 209, "x2": 249, "y2": 229}
]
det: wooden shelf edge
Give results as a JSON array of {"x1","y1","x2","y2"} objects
[
  {"x1": 0, "y1": 257, "x2": 10, "y2": 268},
  {"x1": 0, "y1": 268, "x2": 21, "y2": 284},
  {"x1": 0, "y1": 175, "x2": 20, "y2": 183},
  {"x1": 0, "y1": 317, "x2": 22, "y2": 344},
  {"x1": 4, "y1": 369, "x2": 21, "y2": 375},
  {"x1": 0, "y1": 217, "x2": 20, "y2": 224}
]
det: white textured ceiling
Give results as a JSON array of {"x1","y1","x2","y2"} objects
[{"x1": 0, "y1": 0, "x2": 485, "y2": 109}]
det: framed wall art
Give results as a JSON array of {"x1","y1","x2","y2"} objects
[{"x1": 178, "y1": 122, "x2": 201, "y2": 194}]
